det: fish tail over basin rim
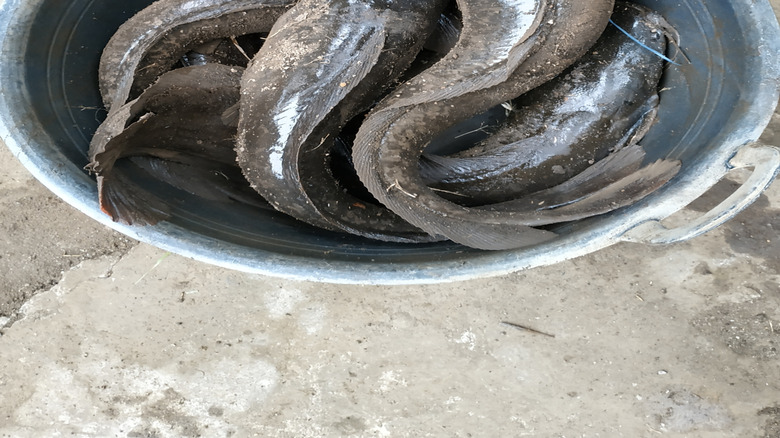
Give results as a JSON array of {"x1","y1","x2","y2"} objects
[{"x1": 0, "y1": 0, "x2": 778, "y2": 284}]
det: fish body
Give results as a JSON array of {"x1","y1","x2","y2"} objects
[
  {"x1": 381, "y1": 0, "x2": 548, "y2": 110},
  {"x1": 421, "y1": 1, "x2": 667, "y2": 206},
  {"x1": 352, "y1": 0, "x2": 618, "y2": 250},
  {"x1": 99, "y1": 0, "x2": 294, "y2": 110},
  {"x1": 90, "y1": 0, "x2": 291, "y2": 225},
  {"x1": 236, "y1": 0, "x2": 448, "y2": 242},
  {"x1": 483, "y1": 144, "x2": 680, "y2": 220},
  {"x1": 127, "y1": 9, "x2": 282, "y2": 102}
]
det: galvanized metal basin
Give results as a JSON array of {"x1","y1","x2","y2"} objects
[{"x1": 0, "y1": 0, "x2": 778, "y2": 283}]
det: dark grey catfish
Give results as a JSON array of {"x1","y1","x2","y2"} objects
[
  {"x1": 87, "y1": 64, "x2": 261, "y2": 225},
  {"x1": 421, "y1": 1, "x2": 667, "y2": 206},
  {"x1": 353, "y1": 0, "x2": 633, "y2": 250},
  {"x1": 235, "y1": 0, "x2": 448, "y2": 243},
  {"x1": 98, "y1": 0, "x2": 295, "y2": 111}
]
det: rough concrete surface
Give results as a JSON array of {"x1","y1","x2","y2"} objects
[{"x1": 1, "y1": 4, "x2": 780, "y2": 438}]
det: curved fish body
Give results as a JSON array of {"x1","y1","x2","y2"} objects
[
  {"x1": 382, "y1": 0, "x2": 548, "y2": 110},
  {"x1": 352, "y1": 0, "x2": 617, "y2": 250},
  {"x1": 99, "y1": 0, "x2": 294, "y2": 111},
  {"x1": 421, "y1": 2, "x2": 667, "y2": 206},
  {"x1": 88, "y1": 64, "x2": 256, "y2": 225},
  {"x1": 236, "y1": 0, "x2": 447, "y2": 243},
  {"x1": 127, "y1": 10, "x2": 281, "y2": 102}
]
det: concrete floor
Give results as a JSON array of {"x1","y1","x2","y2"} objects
[{"x1": 1, "y1": 4, "x2": 780, "y2": 438}]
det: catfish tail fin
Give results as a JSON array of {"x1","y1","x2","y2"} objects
[{"x1": 97, "y1": 168, "x2": 170, "y2": 225}]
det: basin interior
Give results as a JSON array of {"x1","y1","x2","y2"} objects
[{"x1": 18, "y1": 0, "x2": 766, "y2": 263}]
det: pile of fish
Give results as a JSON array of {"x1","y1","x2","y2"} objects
[{"x1": 87, "y1": 0, "x2": 682, "y2": 250}]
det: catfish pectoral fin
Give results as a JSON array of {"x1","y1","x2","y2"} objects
[
  {"x1": 512, "y1": 144, "x2": 649, "y2": 210},
  {"x1": 97, "y1": 170, "x2": 171, "y2": 225},
  {"x1": 221, "y1": 103, "x2": 240, "y2": 128},
  {"x1": 546, "y1": 158, "x2": 681, "y2": 218},
  {"x1": 484, "y1": 149, "x2": 681, "y2": 223}
]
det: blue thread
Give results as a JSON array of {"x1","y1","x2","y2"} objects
[{"x1": 609, "y1": 19, "x2": 680, "y2": 66}]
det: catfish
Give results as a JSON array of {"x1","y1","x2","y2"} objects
[
  {"x1": 352, "y1": 0, "x2": 640, "y2": 250},
  {"x1": 235, "y1": 0, "x2": 448, "y2": 243},
  {"x1": 421, "y1": 1, "x2": 667, "y2": 206}
]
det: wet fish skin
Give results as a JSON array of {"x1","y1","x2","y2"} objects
[
  {"x1": 88, "y1": 64, "x2": 253, "y2": 225},
  {"x1": 421, "y1": 1, "x2": 668, "y2": 205},
  {"x1": 236, "y1": 0, "x2": 448, "y2": 243},
  {"x1": 98, "y1": 0, "x2": 295, "y2": 111},
  {"x1": 352, "y1": 0, "x2": 616, "y2": 250},
  {"x1": 394, "y1": 9, "x2": 464, "y2": 83}
]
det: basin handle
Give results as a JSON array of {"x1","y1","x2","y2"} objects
[{"x1": 620, "y1": 143, "x2": 780, "y2": 245}]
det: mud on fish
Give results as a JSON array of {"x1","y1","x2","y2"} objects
[{"x1": 87, "y1": 0, "x2": 682, "y2": 251}]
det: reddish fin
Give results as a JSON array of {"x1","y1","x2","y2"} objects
[{"x1": 97, "y1": 170, "x2": 170, "y2": 225}]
